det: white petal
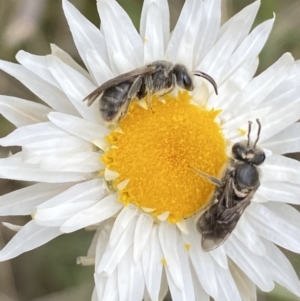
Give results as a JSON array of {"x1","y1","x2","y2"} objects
[
  {"x1": 40, "y1": 152, "x2": 103, "y2": 172},
  {"x1": 34, "y1": 179, "x2": 108, "y2": 226},
  {"x1": 0, "y1": 122, "x2": 69, "y2": 147},
  {"x1": 225, "y1": 235, "x2": 274, "y2": 291},
  {"x1": 157, "y1": 211, "x2": 169, "y2": 221},
  {"x1": 182, "y1": 218, "x2": 218, "y2": 299},
  {"x1": 97, "y1": 214, "x2": 137, "y2": 274},
  {"x1": 112, "y1": 52, "x2": 135, "y2": 74},
  {"x1": 0, "y1": 153, "x2": 86, "y2": 183},
  {"x1": 34, "y1": 201, "x2": 98, "y2": 227},
  {"x1": 97, "y1": 0, "x2": 143, "y2": 68},
  {"x1": 233, "y1": 215, "x2": 266, "y2": 256},
  {"x1": 133, "y1": 213, "x2": 153, "y2": 262},
  {"x1": 0, "y1": 221, "x2": 61, "y2": 261},
  {"x1": 258, "y1": 182, "x2": 300, "y2": 205},
  {"x1": 212, "y1": 260, "x2": 241, "y2": 301},
  {"x1": 22, "y1": 136, "x2": 93, "y2": 164},
  {"x1": 265, "y1": 61, "x2": 300, "y2": 102},
  {"x1": 263, "y1": 202, "x2": 300, "y2": 231},
  {"x1": 253, "y1": 194, "x2": 268, "y2": 203},
  {"x1": 0, "y1": 182, "x2": 73, "y2": 216},
  {"x1": 262, "y1": 239, "x2": 300, "y2": 297},
  {"x1": 76, "y1": 256, "x2": 95, "y2": 266},
  {"x1": 261, "y1": 123, "x2": 300, "y2": 154},
  {"x1": 259, "y1": 87, "x2": 300, "y2": 113},
  {"x1": 259, "y1": 100, "x2": 300, "y2": 142},
  {"x1": 140, "y1": 0, "x2": 169, "y2": 52},
  {"x1": 171, "y1": 236, "x2": 195, "y2": 301},
  {"x1": 95, "y1": 271, "x2": 119, "y2": 301},
  {"x1": 223, "y1": 53, "x2": 294, "y2": 119},
  {"x1": 50, "y1": 44, "x2": 91, "y2": 80},
  {"x1": 16, "y1": 50, "x2": 61, "y2": 88},
  {"x1": 86, "y1": 49, "x2": 114, "y2": 86},
  {"x1": 210, "y1": 245, "x2": 228, "y2": 269},
  {"x1": 189, "y1": 265, "x2": 210, "y2": 301},
  {"x1": 142, "y1": 225, "x2": 163, "y2": 301},
  {"x1": 0, "y1": 96, "x2": 52, "y2": 127},
  {"x1": 166, "y1": 0, "x2": 204, "y2": 69},
  {"x1": 246, "y1": 202, "x2": 300, "y2": 252},
  {"x1": 117, "y1": 247, "x2": 145, "y2": 301},
  {"x1": 223, "y1": 106, "x2": 272, "y2": 140},
  {"x1": 208, "y1": 57, "x2": 258, "y2": 111},
  {"x1": 262, "y1": 155, "x2": 300, "y2": 185},
  {"x1": 198, "y1": 15, "x2": 246, "y2": 83},
  {"x1": 48, "y1": 112, "x2": 110, "y2": 150},
  {"x1": 217, "y1": 1, "x2": 260, "y2": 48},
  {"x1": 159, "y1": 272, "x2": 169, "y2": 301},
  {"x1": 109, "y1": 205, "x2": 138, "y2": 247},
  {"x1": 91, "y1": 287, "x2": 98, "y2": 301},
  {"x1": 143, "y1": 2, "x2": 164, "y2": 63},
  {"x1": 219, "y1": 17, "x2": 274, "y2": 84},
  {"x1": 193, "y1": 0, "x2": 221, "y2": 66},
  {"x1": 176, "y1": 219, "x2": 189, "y2": 235},
  {"x1": 158, "y1": 223, "x2": 184, "y2": 290},
  {"x1": 60, "y1": 193, "x2": 121, "y2": 233},
  {"x1": 93, "y1": 220, "x2": 113, "y2": 267},
  {"x1": 2, "y1": 223, "x2": 22, "y2": 232},
  {"x1": 46, "y1": 55, "x2": 101, "y2": 123},
  {"x1": 229, "y1": 260, "x2": 257, "y2": 301},
  {"x1": 104, "y1": 168, "x2": 120, "y2": 181},
  {"x1": 117, "y1": 179, "x2": 130, "y2": 190},
  {"x1": 0, "y1": 60, "x2": 78, "y2": 115},
  {"x1": 62, "y1": 0, "x2": 109, "y2": 73}
]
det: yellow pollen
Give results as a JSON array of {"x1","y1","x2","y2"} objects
[
  {"x1": 185, "y1": 244, "x2": 191, "y2": 251},
  {"x1": 103, "y1": 92, "x2": 227, "y2": 222},
  {"x1": 161, "y1": 258, "x2": 168, "y2": 266},
  {"x1": 238, "y1": 127, "x2": 247, "y2": 136}
]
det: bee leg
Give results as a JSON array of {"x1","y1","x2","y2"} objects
[
  {"x1": 158, "y1": 73, "x2": 176, "y2": 97},
  {"x1": 116, "y1": 98, "x2": 132, "y2": 123},
  {"x1": 127, "y1": 75, "x2": 143, "y2": 99},
  {"x1": 144, "y1": 75, "x2": 154, "y2": 113}
]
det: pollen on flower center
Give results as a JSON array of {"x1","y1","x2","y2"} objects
[{"x1": 103, "y1": 92, "x2": 227, "y2": 223}]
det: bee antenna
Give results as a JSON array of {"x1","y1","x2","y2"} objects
[
  {"x1": 253, "y1": 119, "x2": 261, "y2": 148},
  {"x1": 188, "y1": 165, "x2": 223, "y2": 187},
  {"x1": 193, "y1": 71, "x2": 218, "y2": 95},
  {"x1": 247, "y1": 121, "x2": 252, "y2": 147}
]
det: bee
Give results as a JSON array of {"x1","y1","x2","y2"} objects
[
  {"x1": 83, "y1": 60, "x2": 218, "y2": 123},
  {"x1": 189, "y1": 119, "x2": 265, "y2": 251}
]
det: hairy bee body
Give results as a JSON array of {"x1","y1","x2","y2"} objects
[
  {"x1": 197, "y1": 159, "x2": 260, "y2": 251},
  {"x1": 100, "y1": 81, "x2": 133, "y2": 122},
  {"x1": 191, "y1": 120, "x2": 265, "y2": 251},
  {"x1": 83, "y1": 60, "x2": 218, "y2": 123}
]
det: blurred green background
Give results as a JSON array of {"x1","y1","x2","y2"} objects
[{"x1": 0, "y1": 0, "x2": 299, "y2": 300}]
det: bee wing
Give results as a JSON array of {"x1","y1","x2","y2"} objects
[
  {"x1": 201, "y1": 186, "x2": 255, "y2": 252},
  {"x1": 83, "y1": 66, "x2": 156, "y2": 106}
]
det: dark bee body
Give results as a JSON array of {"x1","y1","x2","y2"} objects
[
  {"x1": 190, "y1": 120, "x2": 265, "y2": 251},
  {"x1": 100, "y1": 82, "x2": 133, "y2": 122},
  {"x1": 83, "y1": 60, "x2": 218, "y2": 124}
]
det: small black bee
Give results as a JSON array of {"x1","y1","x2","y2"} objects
[
  {"x1": 190, "y1": 119, "x2": 265, "y2": 251},
  {"x1": 83, "y1": 60, "x2": 218, "y2": 123}
]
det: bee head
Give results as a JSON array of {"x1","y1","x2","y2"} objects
[
  {"x1": 232, "y1": 141, "x2": 265, "y2": 166},
  {"x1": 173, "y1": 64, "x2": 194, "y2": 91},
  {"x1": 232, "y1": 119, "x2": 265, "y2": 166}
]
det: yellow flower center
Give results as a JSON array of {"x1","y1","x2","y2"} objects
[{"x1": 103, "y1": 92, "x2": 227, "y2": 223}]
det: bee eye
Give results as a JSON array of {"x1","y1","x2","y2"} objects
[
  {"x1": 254, "y1": 152, "x2": 265, "y2": 165},
  {"x1": 183, "y1": 74, "x2": 193, "y2": 91},
  {"x1": 232, "y1": 143, "x2": 243, "y2": 160}
]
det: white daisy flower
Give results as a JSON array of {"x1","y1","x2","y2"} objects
[{"x1": 0, "y1": 0, "x2": 300, "y2": 300}]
